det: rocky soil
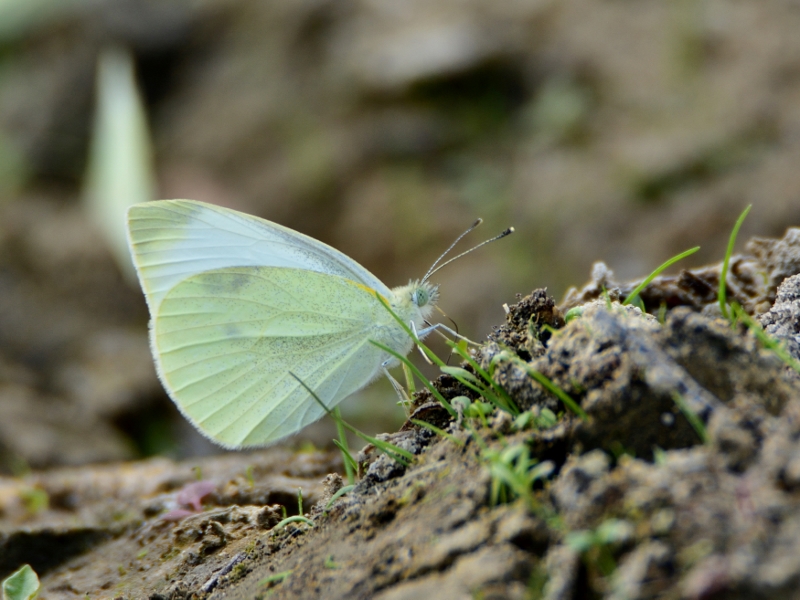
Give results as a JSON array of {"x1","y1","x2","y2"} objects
[
  {"x1": 3, "y1": 0, "x2": 800, "y2": 470},
  {"x1": 2, "y1": 0, "x2": 800, "y2": 598},
  {"x1": 1, "y1": 227, "x2": 799, "y2": 599}
]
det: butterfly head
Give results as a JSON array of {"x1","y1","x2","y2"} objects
[
  {"x1": 389, "y1": 280, "x2": 439, "y2": 326},
  {"x1": 411, "y1": 281, "x2": 439, "y2": 310}
]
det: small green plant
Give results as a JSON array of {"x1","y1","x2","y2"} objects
[
  {"x1": 537, "y1": 407, "x2": 559, "y2": 428},
  {"x1": 513, "y1": 407, "x2": 559, "y2": 431},
  {"x1": 451, "y1": 396, "x2": 494, "y2": 428},
  {"x1": 370, "y1": 339, "x2": 455, "y2": 417},
  {"x1": 480, "y1": 440, "x2": 554, "y2": 510},
  {"x1": 512, "y1": 411, "x2": 535, "y2": 431},
  {"x1": 714, "y1": 204, "x2": 800, "y2": 375},
  {"x1": 488, "y1": 350, "x2": 588, "y2": 421},
  {"x1": 623, "y1": 246, "x2": 700, "y2": 307},
  {"x1": 657, "y1": 301, "x2": 667, "y2": 324},
  {"x1": 526, "y1": 368, "x2": 587, "y2": 421},
  {"x1": 608, "y1": 441, "x2": 636, "y2": 460},
  {"x1": 2, "y1": 564, "x2": 39, "y2": 600},
  {"x1": 258, "y1": 570, "x2": 292, "y2": 587},
  {"x1": 401, "y1": 361, "x2": 416, "y2": 401},
  {"x1": 324, "y1": 484, "x2": 356, "y2": 513},
  {"x1": 19, "y1": 487, "x2": 48, "y2": 515},
  {"x1": 272, "y1": 515, "x2": 315, "y2": 531},
  {"x1": 324, "y1": 555, "x2": 340, "y2": 569},
  {"x1": 732, "y1": 304, "x2": 800, "y2": 375},
  {"x1": 565, "y1": 519, "x2": 634, "y2": 578},
  {"x1": 332, "y1": 439, "x2": 359, "y2": 480},
  {"x1": 718, "y1": 204, "x2": 752, "y2": 318},
  {"x1": 374, "y1": 293, "x2": 519, "y2": 417},
  {"x1": 447, "y1": 340, "x2": 519, "y2": 414},
  {"x1": 526, "y1": 562, "x2": 549, "y2": 600},
  {"x1": 630, "y1": 294, "x2": 646, "y2": 312},
  {"x1": 245, "y1": 465, "x2": 255, "y2": 488}
]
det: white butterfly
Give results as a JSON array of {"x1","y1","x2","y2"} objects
[{"x1": 127, "y1": 200, "x2": 447, "y2": 448}]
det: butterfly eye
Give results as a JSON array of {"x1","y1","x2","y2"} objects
[{"x1": 413, "y1": 288, "x2": 430, "y2": 307}]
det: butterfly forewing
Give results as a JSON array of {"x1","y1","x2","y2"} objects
[
  {"x1": 152, "y1": 266, "x2": 400, "y2": 447},
  {"x1": 127, "y1": 200, "x2": 392, "y2": 315}
]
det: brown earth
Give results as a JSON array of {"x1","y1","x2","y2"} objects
[
  {"x1": 3, "y1": 0, "x2": 800, "y2": 471},
  {"x1": 2, "y1": 0, "x2": 800, "y2": 598},
  {"x1": 1, "y1": 227, "x2": 799, "y2": 599}
]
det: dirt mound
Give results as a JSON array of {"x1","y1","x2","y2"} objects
[{"x1": 1, "y1": 227, "x2": 799, "y2": 599}]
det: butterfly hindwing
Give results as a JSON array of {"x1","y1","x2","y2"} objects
[{"x1": 152, "y1": 266, "x2": 393, "y2": 447}]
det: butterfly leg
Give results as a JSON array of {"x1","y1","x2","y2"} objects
[
  {"x1": 409, "y1": 321, "x2": 434, "y2": 364},
  {"x1": 413, "y1": 322, "x2": 479, "y2": 366},
  {"x1": 382, "y1": 367, "x2": 412, "y2": 415},
  {"x1": 417, "y1": 322, "x2": 479, "y2": 346}
]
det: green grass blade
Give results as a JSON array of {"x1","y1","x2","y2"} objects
[
  {"x1": 332, "y1": 439, "x2": 358, "y2": 483},
  {"x1": 440, "y1": 365, "x2": 503, "y2": 406},
  {"x1": 489, "y1": 460, "x2": 527, "y2": 500},
  {"x1": 518, "y1": 363, "x2": 588, "y2": 421},
  {"x1": 733, "y1": 304, "x2": 800, "y2": 374},
  {"x1": 325, "y1": 484, "x2": 356, "y2": 511},
  {"x1": 289, "y1": 372, "x2": 414, "y2": 465},
  {"x1": 274, "y1": 515, "x2": 315, "y2": 530},
  {"x1": 402, "y1": 362, "x2": 416, "y2": 397},
  {"x1": 622, "y1": 246, "x2": 700, "y2": 306},
  {"x1": 447, "y1": 341, "x2": 519, "y2": 415},
  {"x1": 333, "y1": 407, "x2": 355, "y2": 485},
  {"x1": 564, "y1": 306, "x2": 583, "y2": 322},
  {"x1": 718, "y1": 204, "x2": 752, "y2": 319},
  {"x1": 440, "y1": 366, "x2": 482, "y2": 385},
  {"x1": 657, "y1": 302, "x2": 667, "y2": 324},
  {"x1": 373, "y1": 289, "x2": 511, "y2": 416},
  {"x1": 258, "y1": 570, "x2": 293, "y2": 586},
  {"x1": 359, "y1": 434, "x2": 413, "y2": 464},
  {"x1": 672, "y1": 392, "x2": 709, "y2": 444},
  {"x1": 369, "y1": 340, "x2": 456, "y2": 416}
]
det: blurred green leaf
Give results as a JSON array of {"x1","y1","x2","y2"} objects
[
  {"x1": 83, "y1": 46, "x2": 155, "y2": 283},
  {"x1": 19, "y1": 487, "x2": 49, "y2": 515},
  {"x1": 2, "y1": 564, "x2": 39, "y2": 600}
]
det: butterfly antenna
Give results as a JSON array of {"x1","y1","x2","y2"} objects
[
  {"x1": 422, "y1": 225, "x2": 515, "y2": 283},
  {"x1": 421, "y1": 219, "x2": 483, "y2": 283}
]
